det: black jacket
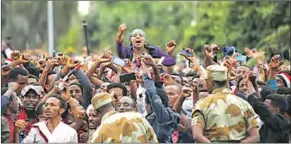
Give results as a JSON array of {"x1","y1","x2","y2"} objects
[{"x1": 247, "y1": 95, "x2": 289, "y2": 143}]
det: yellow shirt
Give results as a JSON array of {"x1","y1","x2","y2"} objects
[
  {"x1": 90, "y1": 111, "x2": 158, "y2": 143},
  {"x1": 192, "y1": 88, "x2": 259, "y2": 141}
]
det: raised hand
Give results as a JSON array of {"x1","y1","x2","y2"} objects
[
  {"x1": 269, "y1": 54, "x2": 282, "y2": 70},
  {"x1": 118, "y1": 23, "x2": 127, "y2": 35},
  {"x1": 10, "y1": 50, "x2": 21, "y2": 60},
  {"x1": 141, "y1": 55, "x2": 156, "y2": 67},
  {"x1": 14, "y1": 120, "x2": 27, "y2": 133},
  {"x1": 166, "y1": 40, "x2": 177, "y2": 56},
  {"x1": 98, "y1": 52, "x2": 112, "y2": 63},
  {"x1": 203, "y1": 44, "x2": 213, "y2": 59},
  {"x1": 8, "y1": 82, "x2": 19, "y2": 91},
  {"x1": 182, "y1": 85, "x2": 192, "y2": 97},
  {"x1": 66, "y1": 58, "x2": 81, "y2": 69},
  {"x1": 13, "y1": 52, "x2": 32, "y2": 65}
]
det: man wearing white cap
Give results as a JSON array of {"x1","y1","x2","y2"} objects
[
  {"x1": 13, "y1": 84, "x2": 44, "y2": 142},
  {"x1": 192, "y1": 65, "x2": 260, "y2": 143}
]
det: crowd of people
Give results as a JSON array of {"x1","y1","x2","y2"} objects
[{"x1": 1, "y1": 23, "x2": 291, "y2": 143}]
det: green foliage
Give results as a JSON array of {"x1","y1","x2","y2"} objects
[
  {"x1": 1, "y1": 1, "x2": 78, "y2": 51},
  {"x1": 2, "y1": 1, "x2": 289, "y2": 58}
]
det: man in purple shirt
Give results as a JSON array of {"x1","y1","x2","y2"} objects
[{"x1": 116, "y1": 23, "x2": 176, "y2": 67}]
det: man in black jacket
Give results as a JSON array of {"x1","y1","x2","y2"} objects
[{"x1": 248, "y1": 94, "x2": 289, "y2": 143}]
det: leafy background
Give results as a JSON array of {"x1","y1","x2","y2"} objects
[{"x1": 2, "y1": 1, "x2": 290, "y2": 58}]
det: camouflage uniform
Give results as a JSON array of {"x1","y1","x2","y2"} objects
[
  {"x1": 192, "y1": 88, "x2": 259, "y2": 142},
  {"x1": 90, "y1": 111, "x2": 158, "y2": 143}
]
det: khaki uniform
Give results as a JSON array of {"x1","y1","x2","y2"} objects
[
  {"x1": 192, "y1": 88, "x2": 259, "y2": 142},
  {"x1": 90, "y1": 111, "x2": 158, "y2": 143}
]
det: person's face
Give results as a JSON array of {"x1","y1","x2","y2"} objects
[
  {"x1": 131, "y1": 32, "x2": 145, "y2": 49},
  {"x1": 276, "y1": 78, "x2": 285, "y2": 88},
  {"x1": 238, "y1": 80, "x2": 248, "y2": 94},
  {"x1": 100, "y1": 83, "x2": 109, "y2": 92},
  {"x1": 28, "y1": 78, "x2": 38, "y2": 84},
  {"x1": 23, "y1": 90, "x2": 40, "y2": 111},
  {"x1": 44, "y1": 97, "x2": 64, "y2": 119},
  {"x1": 69, "y1": 75, "x2": 77, "y2": 83},
  {"x1": 264, "y1": 99, "x2": 280, "y2": 114},
  {"x1": 45, "y1": 74, "x2": 56, "y2": 91},
  {"x1": 69, "y1": 85, "x2": 83, "y2": 104},
  {"x1": 165, "y1": 85, "x2": 180, "y2": 108},
  {"x1": 237, "y1": 66, "x2": 249, "y2": 77},
  {"x1": 88, "y1": 109, "x2": 101, "y2": 129},
  {"x1": 117, "y1": 97, "x2": 135, "y2": 112},
  {"x1": 15, "y1": 75, "x2": 28, "y2": 94},
  {"x1": 10, "y1": 93, "x2": 19, "y2": 114},
  {"x1": 108, "y1": 88, "x2": 123, "y2": 105}
]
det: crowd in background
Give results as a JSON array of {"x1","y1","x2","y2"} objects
[{"x1": 1, "y1": 23, "x2": 291, "y2": 143}]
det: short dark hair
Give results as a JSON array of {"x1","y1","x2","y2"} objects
[
  {"x1": 69, "y1": 82, "x2": 84, "y2": 94},
  {"x1": 213, "y1": 80, "x2": 227, "y2": 88},
  {"x1": 50, "y1": 94, "x2": 67, "y2": 110},
  {"x1": 107, "y1": 83, "x2": 128, "y2": 96},
  {"x1": 266, "y1": 94, "x2": 287, "y2": 114},
  {"x1": 260, "y1": 86, "x2": 277, "y2": 101},
  {"x1": 8, "y1": 67, "x2": 28, "y2": 82}
]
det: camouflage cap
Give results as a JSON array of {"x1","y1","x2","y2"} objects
[
  {"x1": 91, "y1": 92, "x2": 113, "y2": 110},
  {"x1": 206, "y1": 65, "x2": 228, "y2": 81}
]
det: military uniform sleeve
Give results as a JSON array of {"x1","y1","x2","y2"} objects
[
  {"x1": 244, "y1": 103, "x2": 259, "y2": 130},
  {"x1": 90, "y1": 126, "x2": 104, "y2": 143},
  {"x1": 191, "y1": 109, "x2": 206, "y2": 128},
  {"x1": 1, "y1": 117, "x2": 10, "y2": 143}
]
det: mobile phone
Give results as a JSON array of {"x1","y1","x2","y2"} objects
[
  {"x1": 112, "y1": 56, "x2": 126, "y2": 66},
  {"x1": 180, "y1": 50, "x2": 194, "y2": 57},
  {"x1": 236, "y1": 54, "x2": 247, "y2": 62},
  {"x1": 120, "y1": 73, "x2": 136, "y2": 83}
]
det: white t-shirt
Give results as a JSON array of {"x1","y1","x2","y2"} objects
[{"x1": 22, "y1": 121, "x2": 78, "y2": 143}]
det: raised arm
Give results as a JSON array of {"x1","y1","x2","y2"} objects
[{"x1": 116, "y1": 23, "x2": 129, "y2": 58}]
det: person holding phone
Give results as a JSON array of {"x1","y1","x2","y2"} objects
[{"x1": 116, "y1": 23, "x2": 176, "y2": 66}]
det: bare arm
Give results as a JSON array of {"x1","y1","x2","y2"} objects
[
  {"x1": 172, "y1": 95, "x2": 186, "y2": 113},
  {"x1": 240, "y1": 127, "x2": 260, "y2": 143},
  {"x1": 192, "y1": 123, "x2": 211, "y2": 143}
]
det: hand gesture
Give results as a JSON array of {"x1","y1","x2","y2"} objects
[
  {"x1": 166, "y1": 40, "x2": 177, "y2": 56},
  {"x1": 44, "y1": 58, "x2": 59, "y2": 71},
  {"x1": 76, "y1": 105, "x2": 86, "y2": 119},
  {"x1": 59, "y1": 82, "x2": 71, "y2": 101},
  {"x1": 10, "y1": 50, "x2": 21, "y2": 60},
  {"x1": 67, "y1": 58, "x2": 81, "y2": 69},
  {"x1": 182, "y1": 85, "x2": 192, "y2": 97},
  {"x1": 162, "y1": 74, "x2": 175, "y2": 86},
  {"x1": 15, "y1": 120, "x2": 27, "y2": 133},
  {"x1": 209, "y1": 44, "x2": 220, "y2": 52},
  {"x1": 203, "y1": 44, "x2": 213, "y2": 59},
  {"x1": 269, "y1": 54, "x2": 282, "y2": 70},
  {"x1": 118, "y1": 23, "x2": 127, "y2": 35},
  {"x1": 122, "y1": 59, "x2": 135, "y2": 73},
  {"x1": 57, "y1": 54, "x2": 69, "y2": 66},
  {"x1": 98, "y1": 53, "x2": 112, "y2": 63},
  {"x1": 13, "y1": 53, "x2": 31, "y2": 65},
  {"x1": 223, "y1": 59, "x2": 235, "y2": 72},
  {"x1": 141, "y1": 55, "x2": 156, "y2": 67},
  {"x1": 1, "y1": 64, "x2": 12, "y2": 76},
  {"x1": 8, "y1": 82, "x2": 19, "y2": 91}
]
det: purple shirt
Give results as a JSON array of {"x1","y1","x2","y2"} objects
[{"x1": 116, "y1": 41, "x2": 176, "y2": 66}]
